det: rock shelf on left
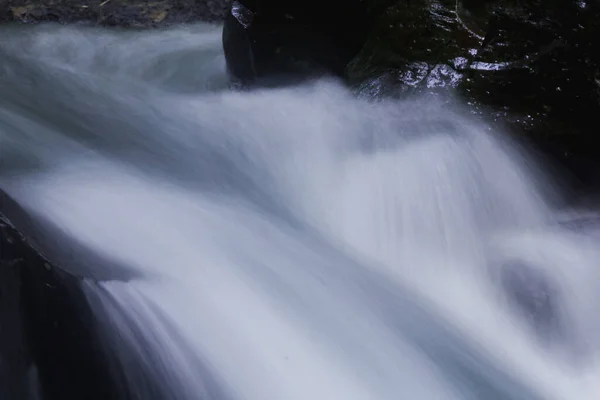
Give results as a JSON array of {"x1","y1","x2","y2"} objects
[{"x1": 0, "y1": 210, "x2": 119, "y2": 400}]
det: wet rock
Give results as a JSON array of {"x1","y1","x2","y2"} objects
[
  {"x1": 349, "y1": 0, "x2": 600, "y2": 185},
  {"x1": 1, "y1": 193, "x2": 221, "y2": 399},
  {"x1": 222, "y1": 0, "x2": 391, "y2": 85},
  {"x1": 1, "y1": 178, "x2": 212, "y2": 399},
  {"x1": 1, "y1": 0, "x2": 233, "y2": 26},
  {"x1": 1, "y1": 211, "x2": 121, "y2": 400},
  {"x1": 0, "y1": 229, "x2": 29, "y2": 400},
  {"x1": 222, "y1": 2, "x2": 256, "y2": 85},
  {"x1": 0, "y1": 191, "x2": 138, "y2": 282}
]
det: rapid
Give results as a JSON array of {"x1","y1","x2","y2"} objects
[{"x1": 1, "y1": 23, "x2": 599, "y2": 400}]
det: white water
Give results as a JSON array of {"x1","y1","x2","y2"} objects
[{"x1": 1, "y1": 24, "x2": 599, "y2": 400}]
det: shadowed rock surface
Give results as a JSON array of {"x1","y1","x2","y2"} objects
[
  {"x1": 0, "y1": 193, "x2": 168, "y2": 399},
  {"x1": 0, "y1": 214, "x2": 169, "y2": 400},
  {"x1": 220, "y1": 0, "x2": 600, "y2": 191},
  {"x1": 348, "y1": 0, "x2": 600, "y2": 190},
  {"x1": 1, "y1": 188, "x2": 224, "y2": 399},
  {"x1": 0, "y1": 209, "x2": 119, "y2": 400},
  {"x1": 0, "y1": 219, "x2": 30, "y2": 400},
  {"x1": 222, "y1": 0, "x2": 383, "y2": 85},
  {"x1": 1, "y1": 0, "x2": 232, "y2": 26}
]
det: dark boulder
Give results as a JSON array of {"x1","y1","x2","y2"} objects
[
  {"x1": 1, "y1": 187, "x2": 228, "y2": 399},
  {"x1": 348, "y1": 0, "x2": 600, "y2": 192},
  {"x1": 1, "y1": 212, "x2": 116, "y2": 399},
  {"x1": 0, "y1": 221, "x2": 30, "y2": 399},
  {"x1": 222, "y1": 0, "x2": 390, "y2": 86},
  {"x1": 0, "y1": 190, "x2": 167, "y2": 399}
]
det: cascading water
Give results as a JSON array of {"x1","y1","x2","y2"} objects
[{"x1": 1, "y1": 23, "x2": 599, "y2": 400}]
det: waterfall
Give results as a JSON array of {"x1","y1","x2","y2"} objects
[{"x1": 1, "y1": 23, "x2": 599, "y2": 400}]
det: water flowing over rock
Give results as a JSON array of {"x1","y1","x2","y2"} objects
[
  {"x1": 2, "y1": 3, "x2": 600, "y2": 400},
  {"x1": 219, "y1": 0, "x2": 600, "y2": 185},
  {"x1": 348, "y1": 0, "x2": 600, "y2": 185},
  {"x1": 0, "y1": 195, "x2": 170, "y2": 400},
  {"x1": 0, "y1": 208, "x2": 117, "y2": 400}
]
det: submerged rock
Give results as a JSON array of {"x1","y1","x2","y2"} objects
[{"x1": 498, "y1": 260, "x2": 564, "y2": 339}]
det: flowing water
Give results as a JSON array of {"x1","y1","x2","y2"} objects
[{"x1": 1, "y1": 23, "x2": 599, "y2": 400}]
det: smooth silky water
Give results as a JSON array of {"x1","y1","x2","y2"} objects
[{"x1": 1, "y1": 23, "x2": 599, "y2": 400}]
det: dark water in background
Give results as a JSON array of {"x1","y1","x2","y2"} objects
[{"x1": 1, "y1": 23, "x2": 599, "y2": 399}]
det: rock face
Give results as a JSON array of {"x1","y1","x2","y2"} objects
[
  {"x1": 222, "y1": 0, "x2": 391, "y2": 85},
  {"x1": 220, "y1": 0, "x2": 600, "y2": 189},
  {"x1": 1, "y1": 187, "x2": 184, "y2": 399},
  {"x1": 0, "y1": 210, "x2": 121, "y2": 400},
  {"x1": 0, "y1": 219, "x2": 30, "y2": 400},
  {"x1": 1, "y1": 0, "x2": 232, "y2": 26},
  {"x1": 348, "y1": 0, "x2": 600, "y2": 188}
]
